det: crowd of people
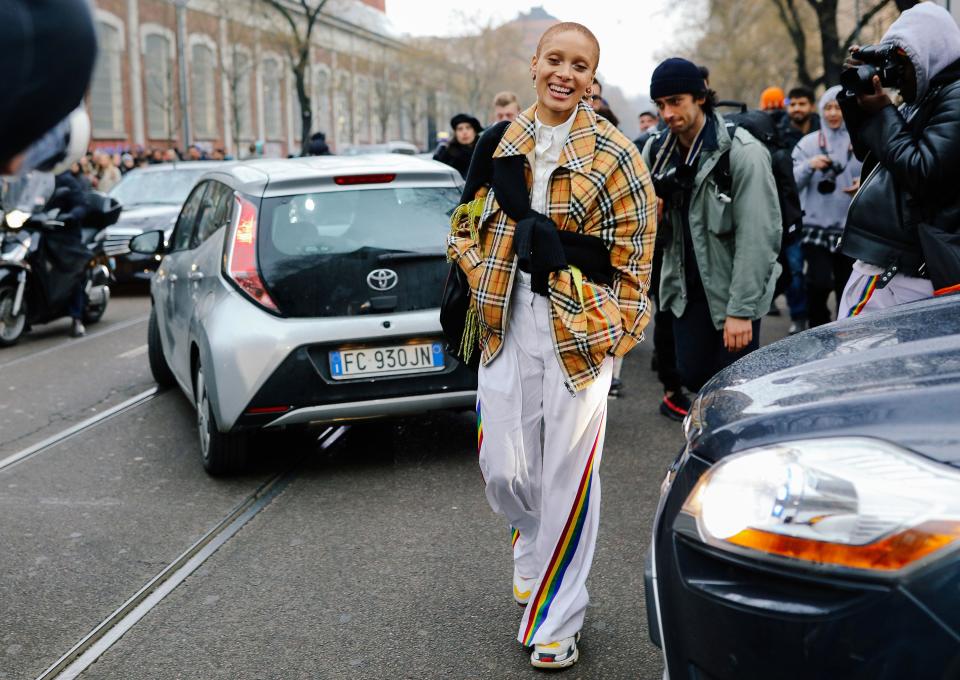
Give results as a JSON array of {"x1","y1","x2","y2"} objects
[{"x1": 66, "y1": 144, "x2": 232, "y2": 193}]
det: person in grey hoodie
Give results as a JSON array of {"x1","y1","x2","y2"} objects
[
  {"x1": 792, "y1": 86, "x2": 863, "y2": 326},
  {"x1": 838, "y1": 2, "x2": 960, "y2": 315}
]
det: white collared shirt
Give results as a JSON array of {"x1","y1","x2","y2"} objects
[{"x1": 529, "y1": 107, "x2": 577, "y2": 214}]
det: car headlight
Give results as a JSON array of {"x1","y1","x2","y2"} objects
[{"x1": 677, "y1": 437, "x2": 960, "y2": 574}]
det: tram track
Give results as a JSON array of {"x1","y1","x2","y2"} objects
[
  {"x1": 0, "y1": 314, "x2": 149, "y2": 372},
  {"x1": 35, "y1": 424, "x2": 348, "y2": 680},
  {"x1": 0, "y1": 387, "x2": 160, "y2": 474}
]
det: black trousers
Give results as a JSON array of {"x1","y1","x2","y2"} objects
[
  {"x1": 651, "y1": 244, "x2": 682, "y2": 394},
  {"x1": 803, "y1": 244, "x2": 853, "y2": 327},
  {"x1": 674, "y1": 297, "x2": 761, "y2": 393}
]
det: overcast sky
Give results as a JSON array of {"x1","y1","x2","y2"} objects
[{"x1": 385, "y1": 1, "x2": 684, "y2": 99}]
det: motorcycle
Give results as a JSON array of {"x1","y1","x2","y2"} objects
[{"x1": 0, "y1": 191, "x2": 120, "y2": 346}]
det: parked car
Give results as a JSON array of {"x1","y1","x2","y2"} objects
[
  {"x1": 646, "y1": 293, "x2": 960, "y2": 679},
  {"x1": 99, "y1": 161, "x2": 224, "y2": 281},
  {"x1": 340, "y1": 141, "x2": 419, "y2": 156},
  {"x1": 130, "y1": 155, "x2": 474, "y2": 475}
]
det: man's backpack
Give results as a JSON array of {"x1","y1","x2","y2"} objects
[{"x1": 714, "y1": 107, "x2": 804, "y2": 245}]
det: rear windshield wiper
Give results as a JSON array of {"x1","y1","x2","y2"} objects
[{"x1": 377, "y1": 251, "x2": 446, "y2": 262}]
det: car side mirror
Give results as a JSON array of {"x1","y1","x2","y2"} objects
[{"x1": 129, "y1": 230, "x2": 164, "y2": 254}]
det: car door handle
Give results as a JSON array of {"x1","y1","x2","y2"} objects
[{"x1": 188, "y1": 271, "x2": 204, "y2": 281}]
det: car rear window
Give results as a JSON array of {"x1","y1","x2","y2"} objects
[{"x1": 257, "y1": 185, "x2": 461, "y2": 317}]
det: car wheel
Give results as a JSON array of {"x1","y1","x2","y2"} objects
[
  {"x1": 195, "y1": 363, "x2": 248, "y2": 476},
  {"x1": 82, "y1": 286, "x2": 109, "y2": 325},
  {"x1": 147, "y1": 306, "x2": 175, "y2": 388},
  {"x1": 0, "y1": 285, "x2": 26, "y2": 347}
]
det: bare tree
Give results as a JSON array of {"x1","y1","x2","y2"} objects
[
  {"x1": 770, "y1": 0, "x2": 894, "y2": 89},
  {"x1": 257, "y1": 0, "x2": 329, "y2": 154}
]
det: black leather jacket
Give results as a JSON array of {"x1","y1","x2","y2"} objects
[{"x1": 840, "y1": 59, "x2": 960, "y2": 280}]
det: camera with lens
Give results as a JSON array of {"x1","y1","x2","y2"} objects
[
  {"x1": 816, "y1": 161, "x2": 845, "y2": 194},
  {"x1": 652, "y1": 163, "x2": 696, "y2": 201},
  {"x1": 840, "y1": 44, "x2": 907, "y2": 96}
]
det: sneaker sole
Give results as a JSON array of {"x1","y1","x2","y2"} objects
[
  {"x1": 531, "y1": 646, "x2": 579, "y2": 670},
  {"x1": 659, "y1": 403, "x2": 686, "y2": 422}
]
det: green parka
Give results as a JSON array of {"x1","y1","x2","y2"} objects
[{"x1": 643, "y1": 113, "x2": 782, "y2": 329}]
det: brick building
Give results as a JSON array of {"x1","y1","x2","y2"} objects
[{"x1": 88, "y1": 0, "x2": 466, "y2": 156}]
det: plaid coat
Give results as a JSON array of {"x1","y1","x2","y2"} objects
[{"x1": 447, "y1": 101, "x2": 657, "y2": 392}]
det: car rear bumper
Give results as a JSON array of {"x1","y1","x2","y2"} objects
[
  {"x1": 195, "y1": 284, "x2": 476, "y2": 431},
  {"x1": 650, "y1": 452, "x2": 960, "y2": 680}
]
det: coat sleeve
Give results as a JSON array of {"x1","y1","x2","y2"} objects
[
  {"x1": 858, "y1": 86, "x2": 960, "y2": 200},
  {"x1": 727, "y1": 136, "x2": 782, "y2": 320},
  {"x1": 445, "y1": 190, "x2": 487, "y2": 287},
  {"x1": 605, "y1": 143, "x2": 657, "y2": 357},
  {"x1": 792, "y1": 138, "x2": 815, "y2": 190}
]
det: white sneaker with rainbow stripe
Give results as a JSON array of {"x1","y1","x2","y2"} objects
[{"x1": 529, "y1": 633, "x2": 580, "y2": 669}]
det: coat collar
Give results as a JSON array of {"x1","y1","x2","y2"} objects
[{"x1": 493, "y1": 100, "x2": 598, "y2": 175}]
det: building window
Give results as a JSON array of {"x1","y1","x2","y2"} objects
[
  {"x1": 262, "y1": 57, "x2": 283, "y2": 140},
  {"x1": 314, "y1": 67, "x2": 331, "y2": 136},
  {"x1": 191, "y1": 41, "x2": 217, "y2": 139},
  {"x1": 233, "y1": 51, "x2": 254, "y2": 140},
  {"x1": 144, "y1": 33, "x2": 172, "y2": 139},
  {"x1": 335, "y1": 72, "x2": 351, "y2": 145},
  {"x1": 90, "y1": 20, "x2": 125, "y2": 136},
  {"x1": 356, "y1": 76, "x2": 371, "y2": 142}
]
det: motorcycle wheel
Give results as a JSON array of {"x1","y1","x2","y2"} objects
[
  {"x1": 83, "y1": 286, "x2": 110, "y2": 325},
  {"x1": 0, "y1": 285, "x2": 26, "y2": 347}
]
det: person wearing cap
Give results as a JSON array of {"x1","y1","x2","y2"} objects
[
  {"x1": 643, "y1": 57, "x2": 781, "y2": 393},
  {"x1": 433, "y1": 113, "x2": 481, "y2": 179}
]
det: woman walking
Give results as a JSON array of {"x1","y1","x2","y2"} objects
[{"x1": 447, "y1": 22, "x2": 655, "y2": 669}]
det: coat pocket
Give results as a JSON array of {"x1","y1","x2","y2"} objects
[
  {"x1": 581, "y1": 280, "x2": 622, "y2": 354},
  {"x1": 704, "y1": 193, "x2": 734, "y2": 237}
]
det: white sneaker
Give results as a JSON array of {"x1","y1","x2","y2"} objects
[
  {"x1": 530, "y1": 633, "x2": 580, "y2": 669},
  {"x1": 513, "y1": 567, "x2": 535, "y2": 606}
]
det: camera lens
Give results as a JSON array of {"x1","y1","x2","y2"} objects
[{"x1": 817, "y1": 178, "x2": 837, "y2": 194}]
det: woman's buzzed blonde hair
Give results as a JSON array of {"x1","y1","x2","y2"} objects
[{"x1": 535, "y1": 22, "x2": 600, "y2": 70}]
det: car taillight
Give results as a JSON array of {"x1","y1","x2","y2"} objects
[
  {"x1": 225, "y1": 194, "x2": 278, "y2": 312},
  {"x1": 333, "y1": 173, "x2": 396, "y2": 185}
]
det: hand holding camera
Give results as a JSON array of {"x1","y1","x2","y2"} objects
[{"x1": 841, "y1": 44, "x2": 902, "y2": 113}]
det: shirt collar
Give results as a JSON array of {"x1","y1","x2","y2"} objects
[
  {"x1": 534, "y1": 107, "x2": 578, "y2": 146},
  {"x1": 495, "y1": 101, "x2": 598, "y2": 175}
]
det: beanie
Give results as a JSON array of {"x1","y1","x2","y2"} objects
[
  {"x1": 759, "y1": 87, "x2": 785, "y2": 110},
  {"x1": 650, "y1": 58, "x2": 706, "y2": 101}
]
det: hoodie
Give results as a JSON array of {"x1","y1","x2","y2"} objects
[
  {"x1": 880, "y1": 3, "x2": 960, "y2": 104},
  {"x1": 792, "y1": 86, "x2": 864, "y2": 234}
]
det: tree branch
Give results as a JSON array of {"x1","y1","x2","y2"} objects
[
  {"x1": 842, "y1": 0, "x2": 892, "y2": 52},
  {"x1": 770, "y1": 0, "x2": 815, "y2": 86},
  {"x1": 263, "y1": 0, "x2": 303, "y2": 46}
]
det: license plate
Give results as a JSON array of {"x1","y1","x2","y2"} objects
[{"x1": 329, "y1": 342, "x2": 445, "y2": 380}]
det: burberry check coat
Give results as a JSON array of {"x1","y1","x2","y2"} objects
[{"x1": 447, "y1": 101, "x2": 657, "y2": 392}]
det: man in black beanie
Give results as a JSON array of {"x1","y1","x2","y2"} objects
[
  {"x1": 0, "y1": 0, "x2": 97, "y2": 174},
  {"x1": 641, "y1": 57, "x2": 782, "y2": 393}
]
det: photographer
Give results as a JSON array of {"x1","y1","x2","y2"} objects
[
  {"x1": 792, "y1": 86, "x2": 862, "y2": 326},
  {"x1": 838, "y1": 3, "x2": 960, "y2": 315},
  {"x1": 643, "y1": 58, "x2": 781, "y2": 393}
]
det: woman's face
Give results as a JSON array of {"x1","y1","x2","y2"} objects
[
  {"x1": 531, "y1": 31, "x2": 597, "y2": 125},
  {"x1": 454, "y1": 123, "x2": 476, "y2": 145},
  {"x1": 823, "y1": 100, "x2": 843, "y2": 129}
]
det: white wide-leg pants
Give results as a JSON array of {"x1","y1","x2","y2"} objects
[{"x1": 477, "y1": 275, "x2": 612, "y2": 646}]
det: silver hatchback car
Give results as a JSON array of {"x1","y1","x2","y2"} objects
[{"x1": 130, "y1": 155, "x2": 475, "y2": 475}]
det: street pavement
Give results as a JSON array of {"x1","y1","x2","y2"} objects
[{"x1": 0, "y1": 288, "x2": 791, "y2": 680}]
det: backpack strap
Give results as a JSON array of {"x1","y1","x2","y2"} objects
[{"x1": 712, "y1": 122, "x2": 738, "y2": 198}]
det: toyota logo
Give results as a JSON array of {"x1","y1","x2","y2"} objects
[{"x1": 366, "y1": 268, "x2": 399, "y2": 291}]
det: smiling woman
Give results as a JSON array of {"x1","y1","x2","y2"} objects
[{"x1": 447, "y1": 19, "x2": 657, "y2": 672}]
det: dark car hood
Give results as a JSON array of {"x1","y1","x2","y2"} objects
[
  {"x1": 108, "y1": 204, "x2": 180, "y2": 232},
  {"x1": 692, "y1": 295, "x2": 960, "y2": 467}
]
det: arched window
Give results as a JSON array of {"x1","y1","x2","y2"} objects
[
  {"x1": 356, "y1": 76, "x2": 371, "y2": 142},
  {"x1": 262, "y1": 57, "x2": 283, "y2": 140},
  {"x1": 232, "y1": 49, "x2": 254, "y2": 141},
  {"x1": 90, "y1": 17, "x2": 125, "y2": 136},
  {"x1": 143, "y1": 30, "x2": 173, "y2": 139},
  {"x1": 313, "y1": 66, "x2": 331, "y2": 136},
  {"x1": 335, "y1": 72, "x2": 351, "y2": 144},
  {"x1": 190, "y1": 39, "x2": 217, "y2": 139}
]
